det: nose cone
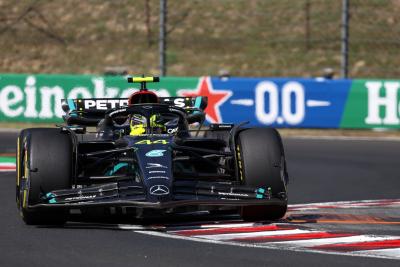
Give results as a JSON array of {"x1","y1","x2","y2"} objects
[{"x1": 126, "y1": 136, "x2": 174, "y2": 202}]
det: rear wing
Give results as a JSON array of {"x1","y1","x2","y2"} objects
[{"x1": 61, "y1": 97, "x2": 207, "y2": 126}]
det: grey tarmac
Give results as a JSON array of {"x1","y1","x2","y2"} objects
[{"x1": 0, "y1": 132, "x2": 399, "y2": 266}]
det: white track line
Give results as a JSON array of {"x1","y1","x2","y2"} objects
[
  {"x1": 135, "y1": 230, "x2": 399, "y2": 260},
  {"x1": 289, "y1": 199, "x2": 400, "y2": 207},
  {"x1": 117, "y1": 224, "x2": 153, "y2": 230},
  {"x1": 192, "y1": 229, "x2": 315, "y2": 241},
  {"x1": 198, "y1": 222, "x2": 255, "y2": 229},
  {"x1": 349, "y1": 248, "x2": 400, "y2": 259},
  {"x1": 288, "y1": 199, "x2": 400, "y2": 211},
  {"x1": 0, "y1": 163, "x2": 16, "y2": 172},
  {"x1": 129, "y1": 199, "x2": 400, "y2": 260},
  {"x1": 271, "y1": 235, "x2": 399, "y2": 247}
]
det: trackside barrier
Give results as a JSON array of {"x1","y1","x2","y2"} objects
[{"x1": 0, "y1": 74, "x2": 399, "y2": 129}]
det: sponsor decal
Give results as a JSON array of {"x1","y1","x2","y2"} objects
[
  {"x1": 149, "y1": 185, "x2": 170, "y2": 195},
  {"x1": 166, "y1": 127, "x2": 178, "y2": 134},
  {"x1": 161, "y1": 98, "x2": 186, "y2": 107},
  {"x1": 217, "y1": 192, "x2": 249, "y2": 197},
  {"x1": 65, "y1": 195, "x2": 96, "y2": 201},
  {"x1": 253, "y1": 81, "x2": 306, "y2": 125},
  {"x1": 146, "y1": 163, "x2": 168, "y2": 169},
  {"x1": 83, "y1": 99, "x2": 128, "y2": 110},
  {"x1": 365, "y1": 81, "x2": 400, "y2": 125},
  {"x1": 109, "y1": 108, "x2": 127, "y2": 116},
  {"x1": 4, "y1": 74, "x2": 400, "y2": 129},
  {"x1": 220, "y1": 78, "x2": 351, "y2": 128},
  {"x1": 236, "y1": 145, "x2": 243, "y2": 181},
  {"x1": 0, "y1": 75, "x2": 185, "y2": 122},
  {"x1": 135, "y1": 139, "x2": 169, "y2": 145},
  {"x1": 179, "y1": 77, "x2": 232, "y2": 123},
  {"x1": 341, "y1": 80, "x2": 400, "y2": 128},
  {"x1": 145, "y1": 149, "x2": 167, "y2": 157},
  {"x1": 214, "y1": 123, "x2": 233, "y2": 129},
  {"x1": 147, "y1": 176, "x2": 169, "y2": 180},
  {"x1": 168, "y1": 107, "x2": 185, "y2": 114}
]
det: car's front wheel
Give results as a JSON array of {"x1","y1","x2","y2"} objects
[
  {"x1": 17, "y1": 128, "x2": 73, "y2": 225},
  {"x1": 236, "y1": 128, "x2": 288, "y2": 221}
]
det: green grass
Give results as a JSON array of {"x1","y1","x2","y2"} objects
[{"x1": 0, "y1": 0, "x2": 399, "y2": 78}]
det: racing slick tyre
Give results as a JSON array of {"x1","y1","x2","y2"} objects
[
  {"x1": 237, "y1": 128, "x2": 288, "y2": 221},
  {"x1": 17, "y1": 128, "x2": 73, "y2": 225},
  {"x1": 16, "y1": 128, "x2": 42, "y2": 206},
  {"x1": 16, "y1": 129, "x2": 27, "y2": 206}
]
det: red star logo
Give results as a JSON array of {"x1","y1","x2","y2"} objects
[{"x1": 179, "y1": 77, "x2": 232, "y2": 123}]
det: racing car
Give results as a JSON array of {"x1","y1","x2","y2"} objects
[{"x1": 16, "y1": 76, "x2": 289, "y2": 225}]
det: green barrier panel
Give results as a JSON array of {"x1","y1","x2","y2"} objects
[
  {"x1": 341, "y1": 79, "x2": 400, "y2": 129},
  {"x1": 0, "y1": 74, "x2": 199, "y2": 123}
]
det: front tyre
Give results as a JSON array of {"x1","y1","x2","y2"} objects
[
  {"x1": 237, "y1": 128, "x2": 288, "y2": 221},
  {"x1": 17, "y1": 128, "x2": 73, "y2": 225}
]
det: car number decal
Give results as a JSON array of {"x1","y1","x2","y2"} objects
[{"x1": 135, "y1": 139, "x2": 169, "y2": 145}]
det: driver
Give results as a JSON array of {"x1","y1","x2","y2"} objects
[
  {"x1": 129, "y1": 114, "x2": 165, "y2": 135},
  {"x1": 97, "y1": 90, "x2": 179, "y2": 139},
  {"x1": 127, "y1": 90, "x2": 177, "y2": 136}
]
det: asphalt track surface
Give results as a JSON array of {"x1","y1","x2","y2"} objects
[{"x1": 0, "y1": 131, "x2": 399, "y2": 266}]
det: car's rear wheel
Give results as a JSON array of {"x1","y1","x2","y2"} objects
[
  {"x1": 17, "y1": 128, "x2": 73, "y2": 225},
  {"x1": 237, "y1": 128, "x2": 288, "y2": 221}
]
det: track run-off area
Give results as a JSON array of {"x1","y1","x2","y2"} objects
[{"x1": 0, "y1": 131, "x2": 399, "y2": 267}]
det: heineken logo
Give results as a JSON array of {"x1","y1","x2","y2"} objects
[
  {"x1": 0, "y1": 76, "x2": 171, "y2": 120},
  {"x1": 364, "y1": 81, "x2": 400, "y2": 125}
]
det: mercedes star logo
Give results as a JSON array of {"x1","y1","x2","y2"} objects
[{"x1": 149, "y1": 185, "x2": 170, "y2": 195}]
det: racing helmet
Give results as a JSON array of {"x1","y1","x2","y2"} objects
[
  {"x1": 128, "y1": 90, "x2": 159, "y2": 105},
  {"x1": 128, "y1": 90, "x2": 162, "y2": 135},
  {"x1": 129, "y1": 114, "x2": 166, "y2": 135}
]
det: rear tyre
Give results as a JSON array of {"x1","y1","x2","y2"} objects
[
  {"x1": 237, "y1": 128, "x2": 288, "y2": 221},
  {"x1": 18, "y1": 128, "x2": 73, "y2": 225}
]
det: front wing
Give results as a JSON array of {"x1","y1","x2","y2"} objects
[{"x1": 28, "y1": 180, "x2": 287, "y2": 210}]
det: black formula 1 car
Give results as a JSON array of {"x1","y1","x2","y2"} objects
[{"x1": 16, "y1": 76, "x2": 289, "y2": 225}]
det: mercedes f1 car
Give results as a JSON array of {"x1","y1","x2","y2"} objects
[{"x1": 16, "y1": 76, "x2": 289, "y2": 225}]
